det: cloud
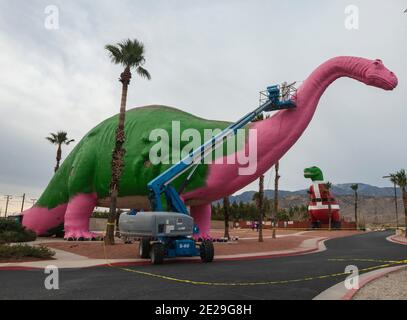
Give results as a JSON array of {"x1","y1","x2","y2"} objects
[{"x1": 0, "y1": 0, "x2": 406, "y2": 210}]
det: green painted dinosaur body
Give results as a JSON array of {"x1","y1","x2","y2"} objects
[{"x1": 38, "y1": 105, "x2": 233, "y2": 209}]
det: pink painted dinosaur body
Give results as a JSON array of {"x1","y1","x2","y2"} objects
[{"x1": 22, "y1": 56, "x2": 397, "y2": 239}]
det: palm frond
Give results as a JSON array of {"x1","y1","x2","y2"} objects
[
  {"x1": 46, "y1": 131, "x2": 74, "y2": 145},
  {"x1": 136, "y1": 66, "x2": 151, "y2": 80},
  {"x1": 66, "y1": 139, "x2": 75, "y2": 145},
  {"x1": 105, "y1": 44, "x2": 124, "y2": 65},
  {"x1": 395, "y1": 169, "x2": 407, "y2": 187},
  {"x1": 105, "y1": 38, "x2": 151, "y2": 80},
  {"x1": 46, "y1": 136, "x2": 57, "y2": 144}
]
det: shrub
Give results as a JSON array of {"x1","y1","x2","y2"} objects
[
  {"x1": 0, "y1": 244, "x2": 55, "y2": 259},
  {"x1": 0, "y1": 219, "x2": 26, "y2": 233},
  {"x1": 91, "y1": 211, "x2": 109, "y2": 219},
  {"x1": 0, "y1": 230, "x2": 37, "y2": 244},
  {"x1": 0, "y1": 218, "x2": 37, "y2": 244}
]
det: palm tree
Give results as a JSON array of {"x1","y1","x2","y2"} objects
[
  {"x1": 394, "y1": 169, "x2": 407, "y2": 238},
  {"x1": 272, "y1": 161, "x2": 280, "y2": 239},
  {"x1": 253, "y1": 175, "x2": 265, "y2": 242},
  {"x1": 251, "y1": 113, "x2": 266, "y2": 242},
  {"x1": 350, "y1": 184, "x2": 359, "y2": 229},
  {"x1": 223, "y1": 197, "x2": 230, "y2": 240},
  {"x1": 388, "y1": 174, "x2": 399, "y2": 229},
  {"x1": 46, "y1": 131, "x2": 75, "y2": 172},
  {"x1": 104, "y1": 39, "x2": 151, "y2": 245}
]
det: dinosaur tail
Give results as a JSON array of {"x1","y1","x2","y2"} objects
[
  {"x1": 22, "y1": 151, "x2": 73, "y2": 235},
  {"x1": 22, "y1": 204, "x2": 68, "y2": 235}
]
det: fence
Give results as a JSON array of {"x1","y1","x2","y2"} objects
[
  {"x1": 0, "y1": 194, "x2": 37, "y2": 217},
  {"x1": 237, "y1": 219, "x2": 357, "y2": 230}
]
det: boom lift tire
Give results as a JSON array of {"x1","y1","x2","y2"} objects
[
  {"x1": 151, "y1": 242, "x2": 165, "y2": 265},
  {"x1": 139, "y1": 237, "x2": 151, "y2": 259},
  {"x1": 200, "y1": 240, "x2": 214, "y2": 263}
]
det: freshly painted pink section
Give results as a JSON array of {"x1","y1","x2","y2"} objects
[
  {"x1": 184, "y1": 56, "x2": 397, "y2": 236},
  {"x1": 22, "y1": 193, "x2": 98, "y2": 239},
  {"x1": 22, "y1": 204, "x2": 67, "y2": 235},
  {"x1": 63, "y1": 193, "x2": 98, "y2": 239},
  {"x1": 190, "y1": 203, "x2": 211, "y2": 239}
]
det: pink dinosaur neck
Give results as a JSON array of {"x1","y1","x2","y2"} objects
[
  {"x1": 254, "y1": 56, "x2": 371, "y2": 170},
  {"x1": 296, "y1": 56, "x2": 369, "y2": 109},
  {"x1": 183, "y1": 56, "x2": 371, "y2": 203}
]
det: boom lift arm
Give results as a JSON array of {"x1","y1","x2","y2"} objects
[{"x1": 147, "y1": 84, "x2": 296, "y2": 215}]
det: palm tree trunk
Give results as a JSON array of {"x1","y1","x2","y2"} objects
[
  {"x1": 223, "y1": 197, "x2": 230, "y2": 240},
  {"x1": 273, "y1": 161, "x2": 280, "y2": 239},
  {"x1": 105, "y1": 66, "x2": 131, "y2": 245},
  {"x1": 402, "y1": 186, "x2": 407, "y2": 238},
  {"x1": 55, "y1": 144, "x2": 62, "y2": 172},
  {"x1": 355, "y1": 191, "x2": 359, "y2": 230},
  {"x1": 258, "y1": 175, "x2": 264, "y2": 242}
]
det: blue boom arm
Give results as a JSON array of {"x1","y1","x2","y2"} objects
[{"x1": 147, "y1": 84, "x2": 296, "y2": 215}]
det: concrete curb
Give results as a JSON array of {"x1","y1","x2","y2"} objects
[
  {"x1": 386, "y1": 235, "x2": 407, "y2": 246},
  {"x1": 0, "y1": 237, "x2": 328, "y2": 270},
  {"x1": 313, "y1": 264, "x2": 406, "y2": 300}
]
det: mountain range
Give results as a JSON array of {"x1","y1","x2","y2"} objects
[
  {"x1": 228, "y1": 183, "x2": 399, "y2": 204},
  {"x1": 223, "y1": 183, "x2": 404, "y2": 226}
]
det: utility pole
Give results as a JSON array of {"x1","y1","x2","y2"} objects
[
  {"x1": 31, "y1": 199, "x2": 37, "y2": 206},
  {"x1": 20, "y1": 193, "x2": 26, "y2": 212},
  {"x1": 4, "y1": 195, "x2": 12, "y2": 217}
]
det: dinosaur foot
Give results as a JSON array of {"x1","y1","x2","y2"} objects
[{"x1": 64, "y1": 230, "x2": 100, "y2": 241}]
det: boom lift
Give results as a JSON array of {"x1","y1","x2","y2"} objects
[{"x1": 119, "y1": 84, "x2": 296, "y2": 264}]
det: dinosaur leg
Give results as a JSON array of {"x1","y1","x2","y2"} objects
[
  {"x1": 22, "y1": 204, "x2": 67, "y2": 235},
  {"x1": 63, "y1": 193, "x2": 98, "y2": 240},
  {"x1": 190, "y1": 203, "x2": 212, "y2": 240}
]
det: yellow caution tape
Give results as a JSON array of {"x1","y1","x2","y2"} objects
[{"x1": 101, "y1": 226, "x2": 406, "y2": 286}]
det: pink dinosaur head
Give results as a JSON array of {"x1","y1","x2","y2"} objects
[{"x1": 363, "y1": 58, "x2": 398, "y2": 90}]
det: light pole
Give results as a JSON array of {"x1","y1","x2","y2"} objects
[{"x1": 383, "y1": 175, "x2": 398, "y2": 229}]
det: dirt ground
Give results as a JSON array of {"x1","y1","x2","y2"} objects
[
  {"x1": 43, "y1": 229, "x2": 362, "y2": 260},
  {"x1": 353, "y1": 267, "x2": 407, "y2": 300}
]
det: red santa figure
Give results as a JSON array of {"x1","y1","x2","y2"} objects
[{"x1": 304, "y1": 167, "x2": 341, "y2": 228}]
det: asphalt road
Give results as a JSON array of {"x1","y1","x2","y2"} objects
[{"x1": 0, "y1": 231, "x2": 406, "y2": 300}]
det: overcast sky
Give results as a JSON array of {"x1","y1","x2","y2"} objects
[{"x1": 0, "y1": 0, "x2": 406, "y2": 212}]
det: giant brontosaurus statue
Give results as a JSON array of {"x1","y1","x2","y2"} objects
[{"x1": 22, "y1": 56, "x2": 398, "y2": 239}]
